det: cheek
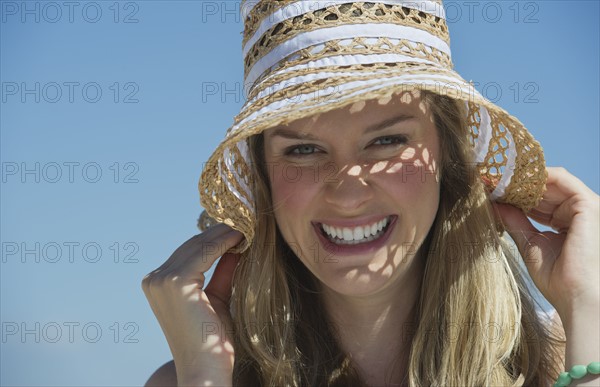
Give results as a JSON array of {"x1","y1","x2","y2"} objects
[
  {"x1": 382, "y1": 149, "x2": 440, "y2": 192},
  {"x1": 381, "y1": 169, "x2": 438, "y2": 205},
  {"x1": 377, "y1": 151, "x2": 441, "y2": 217},
  {"x1": 268, "y1": 163, "x2": 321, "y2": 219}
]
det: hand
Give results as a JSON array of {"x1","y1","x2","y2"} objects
[
  {"x1": 141, "y1": 223, "x2": 243, "y2": 385},
  {"x1": 494, "y1": 167, "x2": 599, "y2": 320}
]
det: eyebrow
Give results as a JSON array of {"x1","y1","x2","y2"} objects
[
  {"x1": 367, "y1": 113, "x2": 416, "y2": 133},
  {"x1": 267, "y1": 113, "x2": 416, "y2": 140}
]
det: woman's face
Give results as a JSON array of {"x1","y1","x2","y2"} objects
[{"x1": 263, "y1": 90, "x2": 441, "y2": 296}]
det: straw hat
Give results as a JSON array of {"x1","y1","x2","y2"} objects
[{"x1": 198, "y1": 0, "x2": 546, "y2": 253}]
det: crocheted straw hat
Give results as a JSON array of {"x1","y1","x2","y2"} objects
[{"x1": 199, "y1": 0, "x2": 546, "y2": 253}]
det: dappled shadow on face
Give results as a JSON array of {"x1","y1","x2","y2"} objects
[
  {"x1": 282, "y1": 90, "x2": 442, "y2": 293},
  {"x1": 320, "y1": 147, "x2": 439, "y2": 291}
]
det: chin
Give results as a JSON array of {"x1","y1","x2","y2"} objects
[
  {"x1": 322, "y1": 278, "x2": 393, "y2": 298},
  {"x1": 315, "y1": 263, "x2": 400, "y2": 297}
]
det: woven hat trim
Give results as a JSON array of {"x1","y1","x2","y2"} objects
[
  {"x1": 241, "y1": 0, "x2": 446, "y2": 30},
  {"x1": 247, "y1": 38, "x2": 453, "y2": 94},
  {"x1": 223, "y1": 144, "x2": 254, "y2": 211},
  {"x1": 243, "y1": 1, "x2": 449, "y2": 70},
  {"x1": 244, "y1": 19, "x2": 451, "y2": 85},
  {"x1": 246, "y1": 55, "x2": 451, "y2": 106},
  {"x1": 248, "y1": 62, "x2": 439, "y2": 104},
  {"x1": 488, "y1": 117, "x2": 517, "y2": 199},
  {"x1": 246, "y1": 23, "x2": 450, "y2": 89},
  {"x1": 279, "y1": 36, "x2": 451, "y2": 66}
]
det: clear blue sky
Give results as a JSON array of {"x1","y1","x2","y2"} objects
[{"x1": 1, "y1": 1, "x2": 598, "y2": 385}]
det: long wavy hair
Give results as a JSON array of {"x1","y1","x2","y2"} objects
[{"x1": 229, "y1": 90, "x2": 564, "y2": 386}]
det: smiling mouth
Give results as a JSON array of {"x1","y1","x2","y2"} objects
[{"x1": 318, "y1": 216, "x2": 392, "y2": 245}]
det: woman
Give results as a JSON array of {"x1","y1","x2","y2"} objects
[{"x1": 142, "y1": 1, "x2": 599, "y2": 385}]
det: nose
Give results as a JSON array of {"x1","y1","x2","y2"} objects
[{"x1": 323, "y1": 162, "x2": 374, "y2": 211}]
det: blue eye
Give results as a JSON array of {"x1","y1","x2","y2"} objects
[
  {"x1": 373, "y1": 135, "x2": 408, "y2": 146},
  {"x1": 286, "y1": 144, "x2": 318, "y2": 156}
]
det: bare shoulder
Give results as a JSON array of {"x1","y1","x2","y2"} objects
[{"x1": 145, "y1": 360, "x2": 177, "y2": 387}]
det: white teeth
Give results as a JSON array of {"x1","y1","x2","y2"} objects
[
  {"x1": 363, "y1": 225, "x2": 371, "y2": 238},
  {"x1": 353, "y1": 227, "x2": 364, "y2": 240},
  {"x1": 342, "y1": 228, "x2": 353, "y2": 241},
  {"x1": 370, "y1": 222, "x2": 377, "y2": 236},
  {"x1": 321, "y1": 216, "x2": 390, "y2": 244}
]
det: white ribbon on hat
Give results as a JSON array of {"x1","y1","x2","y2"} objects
[
  {"x1": 246, "y1": 52, "x2": 441, "y2": 105},
  {"x1": 222, "y1": 142, "x2": 253, "y2": 210},
  {"x1": 246, "y1": 23, "x2": 451, "y2": 89},
  {"x1": 490, "y1": 127, "x2": 516, "y2": 200},
  {"x1": 472, "y1": 105, "x2": 492, "y2": 164},
  {"x1": 242, "y1": 0, "x2": 447, "y2": 58},
  {"x1": 470, "y1": 104, "x2": 516, "y2": 200}
]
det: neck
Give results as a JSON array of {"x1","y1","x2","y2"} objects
[{"x1": 320, "y1": 255, "x2": 424, "y2": 386}]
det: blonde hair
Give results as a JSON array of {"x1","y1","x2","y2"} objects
[{"x1": 230, "y1": 91, "x2": 564, "y2": 386}]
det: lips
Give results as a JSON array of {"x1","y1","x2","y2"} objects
[{"x1": 312, "y1": 215, "x2": 398, "y2": 256}]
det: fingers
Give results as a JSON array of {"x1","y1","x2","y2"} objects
[
  {"x1": 527, "y1": 206, "x2": 570, "y2": 233},
  {"x1": 151, "y1": 223, "x2": 240, "y2": 275},
  {"x1": 495, "y1": 202, "x2": 565, "y2": 285},
  {"x1": 523, "y1": 167, "x2": 596, "y2": 230},
  {"x1": 204, "y1": 253, "x2": 241, "y2": 305},
  {"x1": 172, "y1": 227, "x2": 244, "y2": 280},
  {"x1": 535, "y1": 167, "x2": 595, "y2": 213},
  {"x1": 142, "y1": 223, "x2": 244, "y2": 300},
  {"x1": 141, "y1": 226, "x2": 243, "y2": 328}
]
